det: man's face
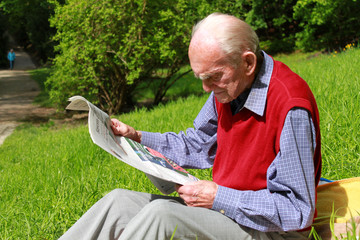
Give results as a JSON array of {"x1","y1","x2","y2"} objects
[{"x1": 188, "y1": 36, "x2": 251, "y2": 104}]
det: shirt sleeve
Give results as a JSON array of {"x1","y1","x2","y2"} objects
[
  {"x1": 212, "y1": 108, "x2": 317, "y2": 232},
  {"x1": 140, "y1": 92, "x2": 218, "y2": 169}
]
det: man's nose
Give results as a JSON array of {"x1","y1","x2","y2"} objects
[{"x1": 202, "y1": 81, "x2": 213, "y2": 93}]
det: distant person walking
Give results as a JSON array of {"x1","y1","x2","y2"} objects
[{"x1": 7, "y1": 49, "x2": 16, "y2": 70}]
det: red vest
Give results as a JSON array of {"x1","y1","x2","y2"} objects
[{"x1": 213, "y1": 60, "x2": 321, "y2": 191}]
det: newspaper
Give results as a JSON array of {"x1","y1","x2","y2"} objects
[{"x1": 66, "y1": 96, "x2": 198, "y2": 194}]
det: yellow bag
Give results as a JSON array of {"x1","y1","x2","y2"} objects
[{"x1": 316, "y1": 177, "x2": 360, "y2": 224}]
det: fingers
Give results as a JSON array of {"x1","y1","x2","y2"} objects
[
  {"x1": 176, "y1": 184, "x2": 198, "y2": 204},
  {"x1": 110, "y1": 119, "x2": 122, "y2": 135},
  {"x1": 176, "y1": 181, "x2": 218, "y2": 209},
  {"x1": 110, "y1": 118, "x2": 141, "y2": 142},
  {"x1": 110, "y1": 118, "x2": 132, "y2": 136},
  {"x1": 184, "y1": 189, "x2": 201, "y2": 204}
]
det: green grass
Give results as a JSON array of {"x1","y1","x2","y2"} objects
[
  {"x1": 0, "y1": 95, "x2": 211, "y2": 239},
  {"x1": 0, "y1": 123, "x2": 166, "y2": 239},
  {"x1": 1, "y1": 47, "x2": 359, "y2": 239},
  {"x1": 275, "y1": 48, "x2": 360, "y2": 179}
]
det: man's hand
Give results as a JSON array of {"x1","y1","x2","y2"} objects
[
  {"x1": 176, "y1": 180, "x2": 218, "y2": 209},
  {"x1": 111, "y1": 118, "x2": 142, "y2": 143}
]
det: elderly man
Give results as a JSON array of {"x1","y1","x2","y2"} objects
[{"x1": 59, "y1": 13, "x2": 321, "y2": 239}]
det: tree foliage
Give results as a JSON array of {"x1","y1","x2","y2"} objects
[
  {"x1": 2, "y1": 0, "x2": 359, "y2": 112},
  {"x1": 293, "y1": 0, "x2": 360, "y2": 51},
  {"x1": 244, "y1": 0, "x2": 299, "y2": 54},
  {"x1": 47, "y1": 0, "x2": 199, "y2": 114},
  {"x1": 0, "y1": 0, "x2": 57, "y2": 63},
  {"x1": 0, "y1": 13, "x2": 9, "y2": 68}
]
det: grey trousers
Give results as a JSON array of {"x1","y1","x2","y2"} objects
[{"x1": 58, "y1": 189, "x2": 310, "y2": 240}]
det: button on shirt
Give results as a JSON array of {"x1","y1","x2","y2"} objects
[{"x1": 141, "y1": 52, "x2": 317, "y2": 232}]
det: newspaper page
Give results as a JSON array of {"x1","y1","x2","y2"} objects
[{"x1": 66, "y1": 96, "x2": 198, "y2": 194}]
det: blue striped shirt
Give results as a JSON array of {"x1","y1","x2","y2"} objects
[{"x1": 141, "y1": 52, "x2": 317, "y2": 232}]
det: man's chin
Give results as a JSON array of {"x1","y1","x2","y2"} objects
[{"x1": 214, "y1": 93, "x2": 231, "y2": 104}]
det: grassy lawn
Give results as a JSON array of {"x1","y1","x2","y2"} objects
[
  {"x1": 276, "y1": 48, "x2": 360, "y2": 179},
  {"x1": 0, "y1": 47, "x2": 359, "y2": 239}
]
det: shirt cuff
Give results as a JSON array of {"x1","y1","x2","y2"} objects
[
  {"x1": 212, "y1": 185, "x2": 241, "y2": 220},
  {"x1": 140, "y1": 131, "x2": 160, "y2": 148}
]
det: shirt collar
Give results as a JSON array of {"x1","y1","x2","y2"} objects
[{"x1": 231, "y1": 51, "x2": 273, "y2": 116}]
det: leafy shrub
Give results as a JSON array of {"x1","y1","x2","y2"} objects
[
  {"x1": 294, "y1": 0, "x2": 360, "y2": 52},
  {"x1": 47, "y1": 0, "x2": 198, "y2": 114}
]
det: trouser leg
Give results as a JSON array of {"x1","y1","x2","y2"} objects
[
  {"x1": 59, "y1": 188, "x2": 310, "y2": 240},
  {"x1": 58, "y1": 189, "x2": 183, "y2": 240},
  {"x1": 58, "y1": 189, "x2": 156, "y2": 240},
  {"x1": 119, "y1": 198, "x2": 285, "y2": 240},
  {"x1": 120, "y1": 199, "x2": 310, "y2": 240}
]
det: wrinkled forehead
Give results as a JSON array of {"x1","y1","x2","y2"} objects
[{"x1": 188, "y1": 30, "x2": 227, "y2": 76}]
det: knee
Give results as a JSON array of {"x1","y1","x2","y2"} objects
[
  {"x1": 103, "y1": 189, "x2": 151, "y2": 210},
  {"x1": 102, "y1": 189, "x2": 136, "y2": 208},
  {"x1": 105, "y1": 188, "x2": 129, "y2": 200},
  {"x1": 147, "y1": 199, "x2": 172, "y2": 211},
  {"x1": 103, "y1": 189, "x2": 126, "y2": 203},
  {"x1": 142, "y1": 199, "x2": 182, "y2": 224}
]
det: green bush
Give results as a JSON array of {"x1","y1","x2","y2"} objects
[
  {"x1": 47, "y1": 0, "x2": 199, "y2": 114},
  {"x1": 294, "y1": 0, "x2": 360, "y2": 52}
]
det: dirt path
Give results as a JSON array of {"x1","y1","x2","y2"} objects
[{"x1": 0, "y1": 34, "x2": 55, "y2": 145}]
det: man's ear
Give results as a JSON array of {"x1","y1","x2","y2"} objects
[{"x1": 242, "y1": 51, "x2": 257, "y2": 76}]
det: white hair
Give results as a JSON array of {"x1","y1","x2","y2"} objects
[{"x1": 192, "y1": 13, "x2": 261, "y2": 66}]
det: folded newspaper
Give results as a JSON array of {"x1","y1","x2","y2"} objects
[{"x1": 66, "y1": 96, "x2": 198, "y2": 194}]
